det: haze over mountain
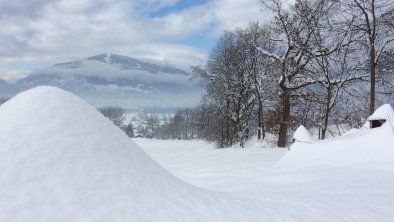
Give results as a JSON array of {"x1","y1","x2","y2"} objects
[{"x1": 0, "y1": 54, "x2": 202, "y2": 108}]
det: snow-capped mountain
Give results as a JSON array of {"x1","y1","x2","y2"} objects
[
  {"x1": 85, "y1": 54, "x2": 188, "y2": 75},
  {"x1": 1, "y1": 54, "x2": 202, "y2": 108}
]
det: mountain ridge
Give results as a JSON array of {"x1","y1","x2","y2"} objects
[
  {"x1": 53, "y1": 53, "x2": 189, "y2": 76},
  {"x1": 0, "y1": 53, "x2": 202, "y2": 108}
]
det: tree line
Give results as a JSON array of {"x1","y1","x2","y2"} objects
[{"x1": 186, "y1": 0, "x2": 394, "y2": 147}]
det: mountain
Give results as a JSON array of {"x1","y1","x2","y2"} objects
[
  {"x1": 86, "y1": 54, "x2": 188, "y2": 75},
  {"x1": 2, "y1": 54, "x2": 202, "y2": 108},
  {"x1": 0, "y1": 79, "x2": 19, "y2": 98}
]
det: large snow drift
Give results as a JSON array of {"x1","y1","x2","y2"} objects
[
  {"x1": 0, "y1": 86, "x2": 255, "y2": 222},
  {"x1": 280, "y1": 104, "x2": 394, "y2": 169}
]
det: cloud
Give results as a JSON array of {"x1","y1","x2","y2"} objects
[
  {"x1": 0, "y1": 0, "x2": 272, "y2": 81},
  {"x1": 0, "y1": 69, "x2": 30, "y2": 83},
  {"x1": 0, "y1": 0, "x2": 49, "y2": 18},
  {"x1": 212, "y1": 0, "x2": 268, "y2": 33}
]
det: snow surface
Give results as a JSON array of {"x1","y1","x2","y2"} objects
[
  {"x1": 2, "y1": 86, "x2": 394, "y2": 222},
  {"x1": 134, "y1": 139, "x2": 288, "y2": 191},
  {"x1": 0, "y1": 86, "x2": 260, "y2": 222},
  {"x1": 136, "y1": 137, "x2": 394, "y2": 222}
]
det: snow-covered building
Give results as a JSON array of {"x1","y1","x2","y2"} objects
[
  {"x1": 292, "y1": 125, "x2": 313, "y2": 143},
  {"x1": 368, "y1": 104, "x2": 394, "y2": 129}
]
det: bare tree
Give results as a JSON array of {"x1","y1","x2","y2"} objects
[
  {"x1": 260, "y1": 0, "x2": 338, "y2": 146},
  {"x1": 307, "y1": 7, "x2": 367, "y2": 139},
  {"x1": 194, "y1": 29, "x2": 257, "y2": 147},
  {"x1": 237, "y1": 22, "x2": 278, "y2": 141},
  {"x1": 343, "y1": 0, "x2": 394, "y2": 114}
]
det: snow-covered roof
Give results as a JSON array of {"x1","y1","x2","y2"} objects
[
  {"x1": 293, "y1": 125, "x2": 313, "y2": 143},
  {"x1": 368, "y1": 104, "x2": 394, "y2": 121}
]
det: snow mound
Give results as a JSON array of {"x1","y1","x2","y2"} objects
[
  {"x1": 279, "y1": 104, "x2": 394, "y2": 169},
  {"x1": 0, "y1": 86, "x2": 255, "y2": 222},
  {"x1": 292, "y1": 125, "x2": 313, "y2": 143}
]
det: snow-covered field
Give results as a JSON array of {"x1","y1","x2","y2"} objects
[
  {"x1": 134, "y1": 139, "x2": 288, "y2": 191},
  {"x1": 1, "y1": 86, "x2": 394, "y2": 222},
  {"x1": 135, "y1": 138, "x2": 394, "y2": 221}
]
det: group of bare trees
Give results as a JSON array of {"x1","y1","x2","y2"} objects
[
  {"x1": 98, "y1": 0, "x2": 393, "y2": 148},
  {"x1": 191, "y1": 0, "x2": 394, "y2": 147}
]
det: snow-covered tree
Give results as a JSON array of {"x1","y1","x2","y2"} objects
[
  {"x1": 194, "y1": 28, "x2": 260, "y2": 147},
  {"x1": 260, "y1": 0, "x2": 340, "y2": 146}
]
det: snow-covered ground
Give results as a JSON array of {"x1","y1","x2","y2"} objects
[
  {"x1": 1, "y1": 86, "x2": 394, "y2": 222},
  {"x1": 134, "y1": 139, "x2": 288, "y2": 191},
  {"x1": 135, "y1": 136, "x2": 394, "y2": 222}
]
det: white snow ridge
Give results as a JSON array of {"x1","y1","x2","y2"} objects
[{"x1": 0, "y1": 86, "x2": 257, "y2": 222}]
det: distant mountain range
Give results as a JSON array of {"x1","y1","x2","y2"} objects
[{"x1": 0, "y1": 54, "x2": 202, "y2": 108}]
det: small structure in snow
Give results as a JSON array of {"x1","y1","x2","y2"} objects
[
  {"x1": 368, "y1": 104, "x2": 394, "y2": 129},
  {"x1": 369, "y1": 119, "x2": 385, "y2": 128},
  {"x1": 292, "y1": 125, "x2": 313, "y2": 143}
]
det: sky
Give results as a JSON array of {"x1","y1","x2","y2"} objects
[{"x1": 0, "y1": 0, "x2": 275, "y2": 82}]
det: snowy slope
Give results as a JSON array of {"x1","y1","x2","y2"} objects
[{"x1": 0, "y1": 86, "x2": 259, "y2": 222}]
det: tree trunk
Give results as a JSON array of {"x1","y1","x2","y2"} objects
[
  {"x1": 321, "y1": 88, "x2": 332, "y2": 139},
  {"x1": 369, "y1": 45, "x2": 376, "y2": 115},
  {"x1": 225, "y1": 99, "x2": 231, "y2": 146},
  {"x1": 277, "y1": 89, "x2": 290, "y2": 147},
  {"x1": 257, "y1": 98, "x2": 263, "y2": 141},
  {"x1": 321, "y1": 111, "x2": 329, "y2": 140}
]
